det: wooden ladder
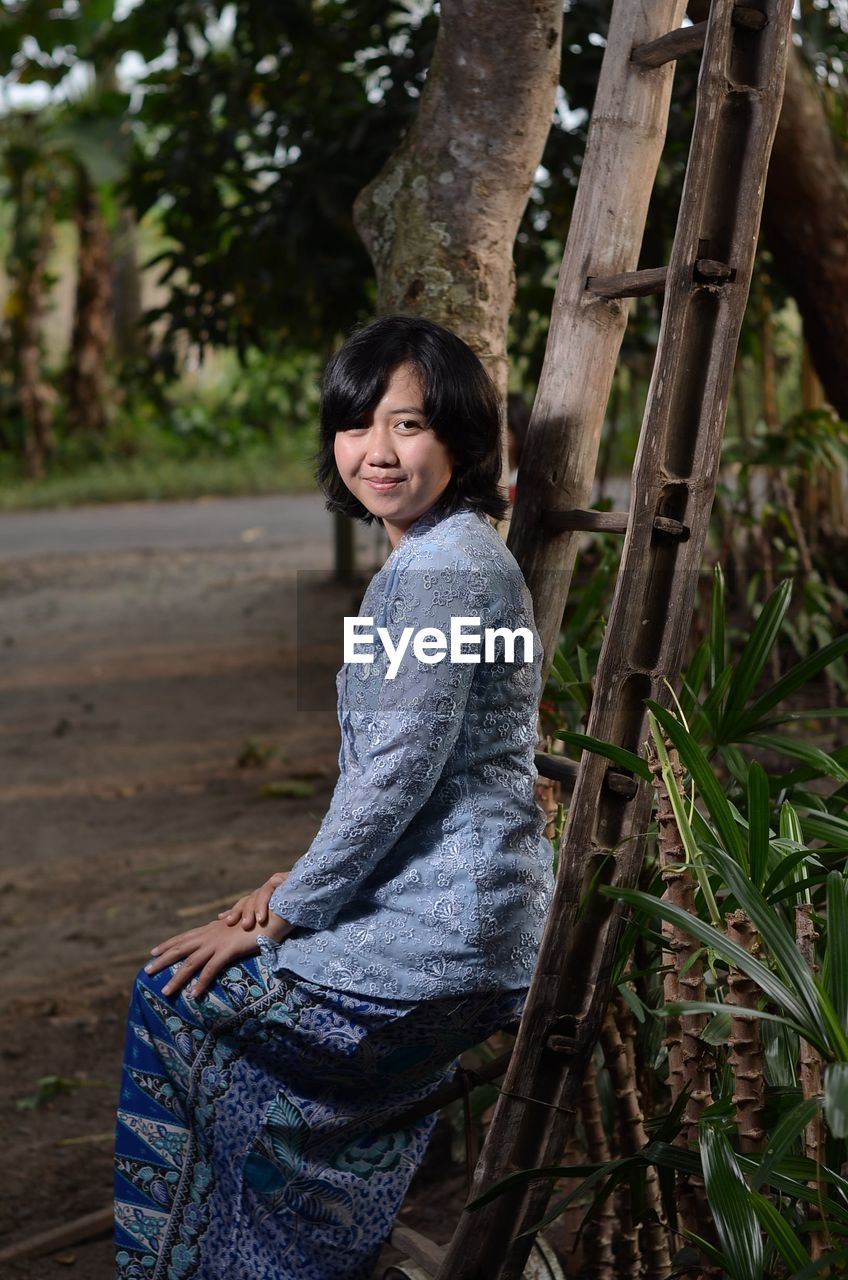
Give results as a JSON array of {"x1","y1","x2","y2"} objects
[{"x1": 388, "y1": 0, "x2": 795, "y2": 1277}]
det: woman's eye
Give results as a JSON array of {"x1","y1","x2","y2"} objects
[{"x1": 396, "y1": 419, "x2": 424, "y2": 431}]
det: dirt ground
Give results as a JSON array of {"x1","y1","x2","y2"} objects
[{"x1": 0, "y1": 526, "x2": 475, "y2": 1276}]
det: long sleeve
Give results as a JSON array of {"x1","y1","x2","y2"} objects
[{"x1": 269, "y1": 555, "x2": 496, "y2": 932}]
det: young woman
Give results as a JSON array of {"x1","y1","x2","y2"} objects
[{"x1": 114, "y1": 316, "x2": 553, "y2": 1280}]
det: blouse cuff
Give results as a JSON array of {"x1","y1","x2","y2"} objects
[
  {"x1": 256, "y1": 933, "x2": 284, "y2": 968},
  {"x1": 268, "y1": 886, "x2": 335, "y2": 933}
]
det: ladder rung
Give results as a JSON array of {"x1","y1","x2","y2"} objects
[
  {"x1": 631, "y1": 6, "x2": 767, "y2": 69},
  {"x1": 631, "y1": 19, "x2": 707, "y2": 68},
  {"x1": 653, "y1": 515, "x2": 691, "y2": 541},
  {"x1": 733, "y1": 5, "x2": 769, "y2": 32},
  {"x1": 586, "y1": 266, "x2": 667, "y2": 299},
  {"x1": 587, "y1": 257, "x2": 732, "y2": 299},
  {"x1": 542, "y1": 509, "x2": 629, "y2": 534},
  {"x1": 541, "y1": 509, "x2": 689, "y2": 541},
  {"x1": 534, "y1": 752, "x2": 639, "y2": 799},
  {"x1": 605, "y1": 769, "x2": 639, "y2": 800},
  {"x1": 535, "y1": 752, "x2": 578, "y2": 786},
  {"x1": 694, "y1": 256, "x2": 735, "y2": 284}
]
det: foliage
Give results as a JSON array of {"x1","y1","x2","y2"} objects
[
  {"x1": 0, "y1": 341, "x2": 320, "y2": 507},
  {"x1": 474, "y1": 572, "x2": 848, "y2": 1273}
]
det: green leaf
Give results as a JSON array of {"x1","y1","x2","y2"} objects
[
  {"x1": 647, "y1": 713, "x2": 722, "y2": 925},
  {"x1": 556, "y1": 731, "x2": 651, "y2": 782},
  {"x1": 750, "y1": 1188, "x2": 810, "y2": 1272},
  {"x1": 662, "y1": 1000, "x2": 815, "y2": 1048},
  {"x1": 733, "y1": 635, "x2": 848, "y2": 737},
  {"x1": 680, "y1": 638, "x2": 710, "y2": 722},
  {"x1": 750, "y1": 1096, "x2": 822, "y2": 1191},
  {"x1": 706, "y1": 847, "x2": 830, "y2": 1049},
  {"x1": 548, "y1": 650, "x2": 588, "y2": 710},
  {"x1": 616, "y1": 982, "x2": 646, "y2": 1024},
  {"x1": 700, "y1": 1011, "x2": 733, "y2": 1045},
  {"x1": 788, "y1": 1249, "x2": 848, "y2": 1280},
  {"x1": 647, "y1": 702, "x2": 747, "y2": 864},
  {"x1": 800, "y1": 812, "x2": 848, "y2": 851},
  {"x1": 747, "y1": 762, "x2": 771, "y2": 890},
  {"x1": 719, "y1": 578, "x2": 792, "y2": 740},
  {"x1": 780, "y1": 801, "x2": 803, "y2": 845},
  {"x1": 699, "y1": 1122, "x2": 764, "y2": 1280},
  {"x1": 824, "y1": 1063, "x2": 848, "y2": 1139},
  {"x1": 602, "y1": 885, "x2": 817, "y2": 1041},
  {"x1": 699, "y1": 665, "x2": 734, "y2": 739},
  {"x1": 762, "y1": 847, "x2": 821, "y2": 901},
  {"x1": 744, "y1": 733, "x2": 848, "y2": 784},
  {"x1": 710, "y1": 563, "x2": 727, "y2": 689},
  {"x1": 757, "y1": 706, "x2": 848, "y2": 730},
  {"x1": 824, "y1": 872, "x2": 848, "y2": 1036},
  {"x1": 466, "y1": 1159, "x2": 622, "y2": 1212}
]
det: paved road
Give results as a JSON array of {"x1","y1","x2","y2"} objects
[{"x1": 0, "y1": 492, "x2": 389, "y2": 562}]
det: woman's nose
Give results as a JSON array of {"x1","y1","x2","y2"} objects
[{"x1": 365, "y1": 427, "x2": 398, "y2": 463}]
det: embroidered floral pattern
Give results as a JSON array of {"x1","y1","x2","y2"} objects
[{"x1": 268, "y1": 502, "x2": 554, "y2": 1000}]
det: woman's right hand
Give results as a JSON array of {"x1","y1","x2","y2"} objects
[{"x1": 219, "y1": 871, "x2": 290, "y2": 930}]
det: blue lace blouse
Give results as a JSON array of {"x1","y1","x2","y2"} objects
[{"x1": 263, "y1": 498, "x2": 554, "y2": 1001}]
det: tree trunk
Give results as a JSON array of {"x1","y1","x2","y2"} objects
[
  {"x1": 762, "y1": 50, "x2": 848, "y2": 418},
  {"x1": 67, "y1": 172, "x2": 112, "y2": 434},
  {"x1": 110, "y1": 204, "x2": 144, "y2": 363},
  {"x1": 725, "y1": 910, "x2": 767, "y2": 1154},
  {"x1": 600, "y1": 995, "x2": 671, "y2": 1280},
  {"x1": 580, "y1": 1059, "x2": 617, "y2": 1279},
  {"x1": 689, "y1": 2, "x2": 848, "y2": 417},
  {"x1": 8, "y1": 170, "x2": 58, "y2": 477},
  {"x1": 353, "y1": 0, "x2": 562, "y2": 407}
]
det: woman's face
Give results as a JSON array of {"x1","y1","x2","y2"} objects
[{"x1": 333, "y1": 362, "x2": 455, "y2": 548}]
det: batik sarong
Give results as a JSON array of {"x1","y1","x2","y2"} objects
[{"x1": 114, "y1": 955, "x2": 524, "y2": 1280}]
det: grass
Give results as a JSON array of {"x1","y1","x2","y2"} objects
[{"x1": 0, "y1": 442, "x2": 318, "y2": 512}]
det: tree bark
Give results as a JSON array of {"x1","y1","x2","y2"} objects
[
  {"x1": 600, "y1": 995, "x2": 671, "y2": 1280},
  {"x1": 110, "y1": 204, "x2": 144, "y2": 363},
  {"x1": 796, "y1": 904, "x2": 826, "y2": 1261},
  {"x1": 580, "y1": 1060, "x2": 617, "y2": 1279},
  {"x1": 67, "y1": 172, "x2": 112, "y2": 435},
  {"x1": 762, "y1": 50, "x2": 848, "y2": 418},
  {"x1": 725, "y1": 910, "x2": 767, "y2": 1154},
  {"x1": 353, "y1": 0, "x2": 562, "y2": 404},
  {"x1": 689, "y1": 2, "x2": 848, "y2": 417},
  {"x1": 8, "y1": 170, "x2": 59, "y2": 477}
]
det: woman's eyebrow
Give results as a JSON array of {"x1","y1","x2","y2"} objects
[{"x1": 386, "y1": 405, "x2": 425, "y2": 414}]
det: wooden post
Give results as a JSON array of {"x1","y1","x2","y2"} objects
[
  {"x1": 507, "y1": 0, "x2": 689, "y2": 682},
  {"x1": 436, "y1": 2, "x2": 794, "y2": 1276}
]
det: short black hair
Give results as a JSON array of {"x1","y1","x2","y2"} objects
[{"x1": 315, "y1": 315, "x2": 509, "y2": 524}]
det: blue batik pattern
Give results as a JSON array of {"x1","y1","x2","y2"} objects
[{"x1": 115, "y1": 957, "x2": 524, "y2": 1280}]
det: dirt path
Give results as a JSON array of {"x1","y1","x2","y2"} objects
[{"x1": 0, "y1": 507, "x2": 412, "y2": 1272}]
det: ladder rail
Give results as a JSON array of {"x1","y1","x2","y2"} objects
[
  {"x1": 434, "y1": 1, "x2": 795, "y2": 1277},
  {"x1": 506, "y1": 0, "x2": 689, "y2": 678}
]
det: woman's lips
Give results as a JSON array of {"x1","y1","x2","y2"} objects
[{"x1": 365, "y1": 478, "x2": 404, "y2": 490}]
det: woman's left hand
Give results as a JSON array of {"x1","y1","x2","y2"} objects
[{"x1": 145, "y1": 912, "x2": 292, "y2": 999}]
